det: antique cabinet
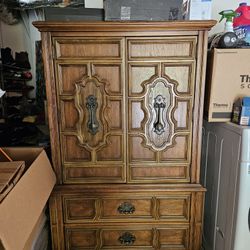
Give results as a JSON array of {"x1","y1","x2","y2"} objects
[{"x1": 34, "y1": 21, "x2": 215, "y2": 250}]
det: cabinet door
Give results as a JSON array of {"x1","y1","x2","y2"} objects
[
  {"x1": 127, "y1": 37, "x2": 197, "y2": 183},
  {"x1": 55, "y1": 38, "x2": 126, "y2": 183}
]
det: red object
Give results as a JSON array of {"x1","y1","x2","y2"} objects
[
  {"x1": 22, "y1": 71, "x2": 32, "y2": 80},
  {"x1": 233, "y1": 2, "x2": 250, "y2": 28}
]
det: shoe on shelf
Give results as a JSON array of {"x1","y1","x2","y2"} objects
[
  {"x1": 6, "y1": 106, "x2": 20, "y2": 116},
  {"x1": 1, "y1": 47, "x2": 15, "y2": 65},
  {"x1": 6, "y1": 96, "x2": 23, "y2": 105},
  {"x1": 22, "y1": 71, "x2": 32, "y2": 80},
  {"x1": 15, "y1": 51, "x2": 31, "y2": 69}
]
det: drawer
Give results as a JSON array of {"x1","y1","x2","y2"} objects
[
  {"x1": 65, "y1": 224, "x2": 190, "y2": 250},
  {"x1": 54, "y1": 38, "x2": 123, "y2": 59},
  {"x1": 128, "y1": 37, "x2": 197, "y2": 60},
  {"x1": 63, "y1": 194, "x2": 190, "y2": 223}
]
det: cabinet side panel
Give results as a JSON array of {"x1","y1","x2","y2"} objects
[
  {"x1": 41, "y1": 32, "x2": 62, "y2": 183},
  {"x1": 191, "y1": 30, "x2": 208, "y2": 183}
]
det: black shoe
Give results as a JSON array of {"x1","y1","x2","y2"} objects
[
  {"x1": 1, "y1": 47, "x2": 15, "y2": 65},
  {"x1": 5, "y1": 81, "x2": 34, "y2": 92},
  {"x1": 4, "y1": 81, "x2": 23, "y2": 90},
  {"x1": 6, "y1": 96, "x2": 23, "y2": 105},
  {"x1": 15, "y1": 51, "x2": 31, "y2": 69},
  {"x1": 6, "y1": 106, "x2": 20, "y2": 115}
]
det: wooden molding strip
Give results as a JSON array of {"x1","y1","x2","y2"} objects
[{"x1": 33, "y1": 20, "x2": 217, "y2": 32}]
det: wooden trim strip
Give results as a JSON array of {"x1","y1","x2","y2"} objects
[{"x1": 33, "y1": 20, "x2": 216, "y2": 32}]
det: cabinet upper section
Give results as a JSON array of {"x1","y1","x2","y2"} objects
[{"x1": 34, "y1": 21, "x2": 215, "y2": 185}]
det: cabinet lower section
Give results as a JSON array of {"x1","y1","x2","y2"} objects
[{"x1": 49, "y1": 185, "x2": 205, "y2": 250}]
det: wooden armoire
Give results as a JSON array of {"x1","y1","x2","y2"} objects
[{"x1": 34, "y1": 20, "x2": 215, "y2": 250}]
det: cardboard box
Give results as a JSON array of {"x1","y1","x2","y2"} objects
[
  {"x1": 204, "y1": 48, "x2": 250, "y2": 122},
  {"x1": 0, "y1": 161, "x2": 25, "y2": 202},
  {"x1": 24, "y1": 210, "x2": 49, "y2": 250},
  {"x1": 44, "y1": 7, "x2": 104, "y2": 21},
  {"x1": 0, "y1": 148, "x2": 56, "y2": 250},
  {"x1": 104, "y1": 0, "x2": 184, "y2": 21}
]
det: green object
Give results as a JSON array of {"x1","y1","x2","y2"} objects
[{"x1": 219, "y1": 10, "x2": 236, "y2": 23}]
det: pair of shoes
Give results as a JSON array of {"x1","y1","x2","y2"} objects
[
  {"x1": 4, "y1": 81, "x2": 23, "y2": 90},
  {"x1": 6, "y1": 96, "x2": 23, "y2": 105},
  {"x1": 1, "y1": 47, "x2": 31, "y2": 69},
  {"x1": 3, "y1": 70, "x2": 32, "y2": 80},
  {"x1": 5, "y1": 81, "x2": 34, "y2": 92}
]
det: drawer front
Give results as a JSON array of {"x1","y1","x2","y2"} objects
[
  {"x1": 63, "y1": 194, "x2": 191, "y2": 223},
  {"x1": 65, "y1": 225, "x2": 189, "y2": 250},
  {"x1": 128, "y1": 37, "x2": 197, "y2": 60},
  {"x1": 54, "y1": 38, "x2": 123, "y2": 59}
]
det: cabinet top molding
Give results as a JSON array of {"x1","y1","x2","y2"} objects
[{"x1": 33, "y1": 20, "x2": 216, "y2": 32}]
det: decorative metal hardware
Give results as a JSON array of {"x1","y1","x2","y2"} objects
[
  {"x1": 153, "y1": 95, "x2": 166, "y2": 135},
  {"x1": 145, "y1": 77, "x2": 175, "y2": 151},
  {"x1": 117, "y1": 202, "x2": 135, "y2": 214},
  {"x1": 118, "y1": 232, "x2": 136, "y2": 245},
  {"x1": 86, "y1": 95, "x2": 99, "y2": 135},
  {"x1": 216, "y1": 227, "x2": 225, "y2": 239},
  {"x1": 248, "y1": 207, "x2": 250, "y2": 231}
]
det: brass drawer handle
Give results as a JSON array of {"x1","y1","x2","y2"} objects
[
  {"x1": 86, "y1": 95, "x2": 99, "y2": 135},
  {"x1": 117, "y1": 202, "x2": 135, "y2": 214},
  {"x1": 118, "y1": 232, "x2": 136, "y2": 245}
]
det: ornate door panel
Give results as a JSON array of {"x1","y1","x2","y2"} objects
[
  {"x1": 127, "y1": 38, "x2": 196, "y2": 183},
  {"x1": 55, "y1": 38, "x2": 126, "y2": 183}
]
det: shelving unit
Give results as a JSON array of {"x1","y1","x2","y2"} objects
[
  {"x1": 0, "y1": 62, "x2": 49, "y2": 147},
  {"x1": 0, "y1": 63, "x2": 5, "y2": 119},
  {"x1": 0, "y1": 63, "x2": 33, "y2": 123}
]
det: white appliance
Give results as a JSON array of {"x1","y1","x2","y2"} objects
[{"x1": 201, "y1": 121, "x2": 250, "y2": 250}]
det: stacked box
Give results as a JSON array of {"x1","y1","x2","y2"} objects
[{"x1": 104, "y1": 0, "x2": 184, "y2": 21}]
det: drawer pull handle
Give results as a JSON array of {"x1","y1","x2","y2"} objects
[
  {"x1": 118, "y1": 232, "x2": 136, "y2": 245},
  {"x1": 216, "y1": 226, "x2": 225, "y2": 239},
  {"x1": 86, "y1": 95, "x2": 99, "y2": 135},
  {"x1": 153, "y1": 95, "x2": 166, "y2": 135},
  {"x1": 118, "y1": 202, "x2": 135, "y2": 214}
]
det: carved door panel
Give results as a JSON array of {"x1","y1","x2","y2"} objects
[
  {"x1": 127, "y1": 37, "x2": 197, "y2": 183},
  {"x1": 55, "y1": 38, "x2": 126, "y2": 183}
]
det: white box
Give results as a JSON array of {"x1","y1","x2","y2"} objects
[
  {"x1": 85, "y1": 0, "x2": 103, "y2": 9},
  {"x1": 185, "y1": 0, "x2": 212, "y2": 20}
]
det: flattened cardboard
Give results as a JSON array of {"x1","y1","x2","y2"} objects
[
  {"x1": 0, "y1": 148, "x2": 56, "y2": 250},
  {"x1": 0, "y1": 161, "x2": 25, "y2": 202},
  {"x1": 205, "y1": 48, "x2": 250, "y2": 122}
]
